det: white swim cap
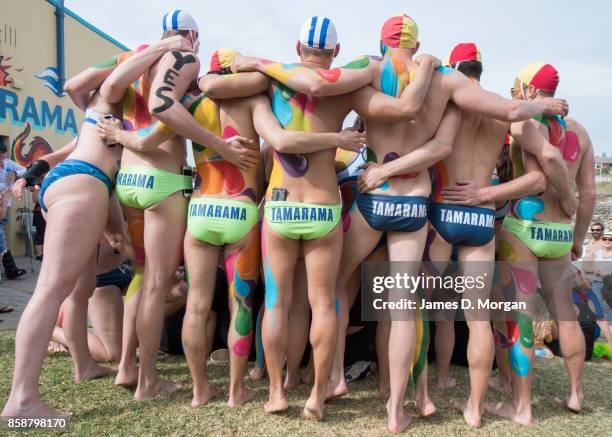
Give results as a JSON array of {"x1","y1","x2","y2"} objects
[
  {"x1": 299, "y1": 16, "x2": 337, "y2": 50},
  {"x1": 162, "y1": 10, "x2": 198, "y2": 32}
]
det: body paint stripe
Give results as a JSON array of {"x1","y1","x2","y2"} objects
[
  {"x1": 319, "y1": 18, "x2": 330, "y2": 49},
  {"x1": 308, "y1": 16, "x2": 317, "y2": 47}
]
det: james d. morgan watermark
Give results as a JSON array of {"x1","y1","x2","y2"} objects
[{"x1": 361, "y1": 261, "x2": 584, "y2": 322}]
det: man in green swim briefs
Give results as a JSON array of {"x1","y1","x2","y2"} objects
[
  {"x1": 89, "y1": 10, "x2": 260, "y2": 400},
  {"x1": 99, "y1": 47, "x2": 366, "y2": 408},
  {"x1": 480, "y1": 62, "x2": 596, "y2": 426}
]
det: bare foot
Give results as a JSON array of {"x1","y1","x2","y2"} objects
[
  {"x1": 301, "y1": 368, "x2": 314, "y2": 385},
  {"x1": 134, "y1": 378, "x2": 183, "y2": 401},
  {"x1": 451, "y1": 399, "x2": 481, "y2": 428},
  {"x1": 415, "y1": 397, "x2": 437, "y2": 417},
  {"x1": 484, "y1": 401, "x2": 533, "y2": 427},
  {"x1": 191, "y1": 384, "x2": 223, "y2": 407},
  {"x1": 1, "y1": 399, "x2": 72, "y2": 419},
  {"x1": 283, "y1": 372, "x2": 300, "y2": 390},
  {"x1": 75, "y1": 364, "x2": 116, "y2": 382},
  {"x1": 115, "y1": 364, "x2": 138, "y2": 387},
  {"x1": 228, "y1": 385, "x2": 255, "y2": 407},
  {"x1": 436, "y1": 376, "x2": 457, "y2": 390},
  {"x1": 325, "y1": 379, "x2": 348, "y2": 401},
  {"x1": 552, "y1": 394, "x2": 583, "y2": 412},
  {"x1": 47, "y1": 341, "x2": 68, "y2": 354},
  {"x1": 249, "y1": 366, "x2": 266, "y2": 382},
  {"x1": 378, "y1": 384, "x2": 390, "y2": 399},
  {"x1": 387, "y1": 400, "x2": 412, "y2": 434},
  {"x1": 264, "y1": 392, "x2": 288, "y2": 414},
  {"x1": 301, "y1": 397, "x2": 323, "y2": 421},
  {"x1": 488, "y1": 376, "x2": 511, "y2": 395}
]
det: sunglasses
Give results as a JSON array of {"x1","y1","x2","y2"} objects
[{"x1": 603, "y1": 238, "x2": 612, "y2": 242}]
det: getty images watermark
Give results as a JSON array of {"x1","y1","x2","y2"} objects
[{"x1": 361, "y1": 261, "x2": 585, "y2": 322}]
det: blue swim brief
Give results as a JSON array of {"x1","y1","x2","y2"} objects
[
  {"x1": 429, "y1": 203, "x2": 495, "y2": 246},
  {"x1": 355, "y1": 193, "x2": 428, "y2": 232},
  {"x1": 96, "y1": 262, "x2": 133, "y2": 290},
  {"x1": 39, "y1": 159, "x2": 114, "y2": 212}
]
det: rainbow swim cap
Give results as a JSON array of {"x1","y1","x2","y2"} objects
[
  {"x1": 162, "y1": 10, "x2": 198, "y2": 32},
  {"x1": 209, "y1": 48, "x2": 241, "y2": 73},
  {"x1": 445, "y1": 42, "x2": 481, "y2": 66},
  {"x1": 381, "y1": 14, "x2": 418, "y2": 49},
  {"x1": 299, "y1": 16, "x2": 338, "y2": 50},
  {"x1": 516, "y1": 62, "x2": 559, "y2": 94}
]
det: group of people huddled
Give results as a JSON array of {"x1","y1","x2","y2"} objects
[{"x1": 1, "y1": 10, "x2": 601, "y2": 433}]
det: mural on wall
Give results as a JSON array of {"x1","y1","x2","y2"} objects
[
  {"x1": 34, "y1": 66, "x2": 66, "y2": 97},
  {"x1": 0, "y1": 56, "x2": 23, "y2": 87},
  {"x1": 10, "y1": 123, "x2": 54, "y2": 167}
]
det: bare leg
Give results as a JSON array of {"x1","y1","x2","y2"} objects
[
  {"x1": 540, "y1": 259, "x2": 584, "y2": 412},
  {"x1": 302, "y1": 225, "x2": 342, "y2": 421},
  {"x1": 425, "y1": 232, "x2": 455, "y2": 389},
  {"x1": 261, "y1": 221, "x2": 299, "y2": 414},
  {"x1": 434, "y1": 321, "x2": 456, "y2": 389},
  {"x1": 386, "y1": 227, "x2": 427, "y2": 434},
  {"x1": 225, "y1": 227, "x2": 259, "y2": 407},
  {"x1": 115, "y1": 269, "x2": 141, "y2": 387},
  {"x1": 249, "y1": 304, "x2": 266, "y2": 381},
  {"x1": 87, "y1": 285, "x2": 124, "y2": 362},
  {"x1": 2, "y1": 176, "x2": 109, "y2": 418},
  {"x1": 182, "y1": 232, "x2": 222, "y2": 407},
  {"x1": 134, "y1": 192, "x2": 186, "y2": 400},
  {"x1": 62, "y1": 252, "x2": 116, "y2": 382},
  {"x1": 285, "y1": 261, "x2": 310, "y2": 390},
  {"x1": 329, "y1": 208, "x2": 381, "y2": 399},
  {"x1": 376, "y1": 320, "x2": 391, "y2": 398},
  {"x1": 115, "y1": 206, "x2": 144, "y2": 387},
  {"x1": 484, "y1": 229, "x2": 537, "y2": 426},
  {"x1": 451, "y1": 242, "x2": 495, "y2": 428}
]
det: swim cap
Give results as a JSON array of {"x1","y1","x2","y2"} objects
[
  {"x1": 299, "y1": 16, "x2": 338, "y2": 50},
  {"x1": 162, "y1": 10, "x2": 198, "y2": 32},
  {"x1": 209, "y1": 48, "x2": 241, "y2": 73},
  {"x1": 445, "y1": 42, "x2": 481, "y2": 66},
  {"x1": 516, "y1": 62, "x2": 559, "y2": 94},
  {"x1": 380, "y1": 14, "x2": 418, "y2": 49}
]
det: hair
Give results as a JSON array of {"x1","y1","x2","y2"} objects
[
  {"x1": 300, "y1": 44, "x2": 335, "y2": 58},
  {"x1": 207, "y1": 66, "x2": 233, "y2": 76},
  {"x1": 592, "y1": 222, "x2": 604, "y2": 231},
  {"x1": 451, "y1": 60, "x2": 482, "y2": 81},
  {"x1": 352, "y1": 116, "x2": 365, "y2": 133},
  {"x1": 496, "y1": 143, "x2": 513, "y2": 184},
  {"x1": 162, "y1": 29, "x2": 191, "y2": 39}
]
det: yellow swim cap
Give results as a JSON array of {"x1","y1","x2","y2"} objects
[{"x1": 209, "y1": 48, "x2": 241, "y2": 73}]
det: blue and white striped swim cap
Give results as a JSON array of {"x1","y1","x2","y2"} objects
[
  {"x1": 299, "y1": 16, "x2": 337, "y2": 50},
  {"x1": 162, "y1": 10, "x2": 198, "y2": 32}
]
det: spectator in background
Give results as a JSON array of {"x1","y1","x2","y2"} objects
[
  {"x1": 584, "y1": 232, "x2": 612, "y2": 330},
  {"x1": 0, "y1": 143, "x2": 26, "y2": 279},
  {"x1": 31, "y1": 187, "x2": 45, "y2": 261},
  {"x1": 582, "y1": 222, "x2": 604, "y2": 260}
]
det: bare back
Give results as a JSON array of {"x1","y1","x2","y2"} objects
[
  {"x1": 511, "y1": 116, "x2": 589, "y2": 223},
  {"x1": 184, "y1": 91, "x2": 261, "y2": 204},
  {"x1": 266, "y1": 77, "x2": 352, "y2": 204},
  {"x1": 432, "y1": 110, "x2": 508, "y2": 208},
  {"x1": 119, "y1": 56, "x2": 187, "y2": 173},
  {"x1": 68, "y1": 92, "x2": 123, "y2": 178},
  {"x1": 360, "y1": 57, "x2": 454, "y2": 196}
]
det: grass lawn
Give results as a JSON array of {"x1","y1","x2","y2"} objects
[{"x1": 0, "y1": 331, "x2": 610, "y2": 436}]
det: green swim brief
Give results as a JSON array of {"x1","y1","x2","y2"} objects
[
  {"x1": 187, "y1": 197, "x2": 259, "y2": 246},
  {"x1": 264, "y1": 201, "x2": 341, "y2": 240},
  {"x1": 116, "y1": 165, "x2": 192, "y2": 210},
  {"x1": 502, "y1": 216, "x2": 573, "y2": 259}
]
